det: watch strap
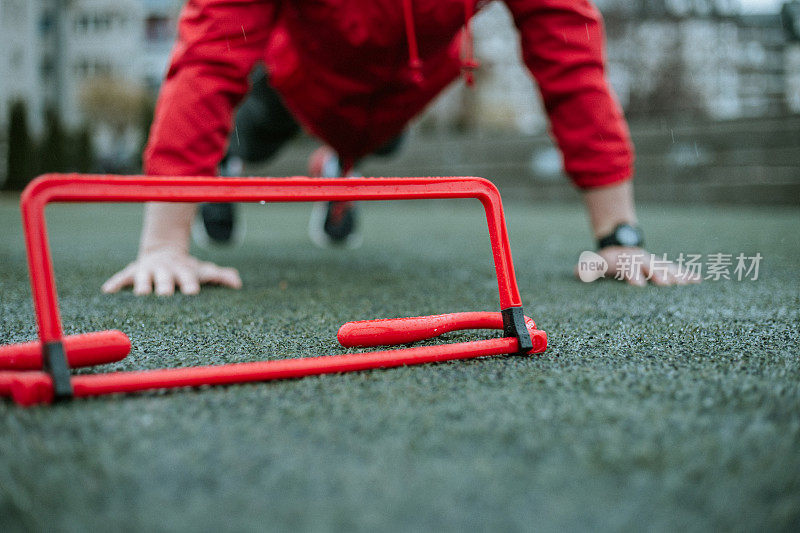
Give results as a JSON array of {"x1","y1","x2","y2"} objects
[{"x1": 597, "y1": 224, "x2": 644, "y2": 249}]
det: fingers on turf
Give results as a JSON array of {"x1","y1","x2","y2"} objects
[
  {"x1": 647, "y1": 264, "x2": 671, "y2": 286},
  {"x1": 670, "y1": 265, "x2": 691, "y2": 285},
  {"x1": 654, "y1": 264, "x2": 701, "y2": 286},
  {"x1": 154, "y1": 267, "x2": 175, "y2": 296},
  {"x1": 198, "y1": 262, "x2": 242, "y2": 289},
  {"x1": 103, "y1": 257, "x2": 241, "y2": 296},
  {"x1": 626, "y1": 262, "x2": 647, "y2": 287},
  {"x1": 102, "y1": 264, "x2": 135, "y2": 294},
  {"x1": 133, "y1": 268, "x2": 153, "y2": 296},
  {"x1": 175, "y1": 270, "x2": 200, "y2": 295}
]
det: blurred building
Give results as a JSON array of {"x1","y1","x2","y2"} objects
[
  {"x1": 141, "y1": 0, "x2": 182, "y2": 91},
  {"x1": 609, "y1": 0, "x2": 800, "y2": 119},
  {"x1": 0, "y1": 0, "x2": 181, "y2": 173},
  {"x1": 737, "y1": 11, "x2": 789, "y2": 116},
  {"x1": 600, "y1": 1, "x2": 743, "y2": 119},
  {"x1": 568, "y1": 0, "x2": 797, "y2": 120},
  {"x1": 422, "y1": 2, "x2": 547, "y2": 135},
  {"x1": 59, "y1": 0, "x2": 144, "y2": 125},
  {"x1": 783, "y1": 0, "x2": 800, "y2": 112},
  {"x1": 426, "y1": 0, "x2": 800, "y2": 132},
  {"x1": 0, "y1": 0, "x2": 46, "y2": 136}
]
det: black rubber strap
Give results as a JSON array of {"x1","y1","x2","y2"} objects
[
  {"x1": 501, "y1": 306, "x2": 533, "y2": 355},
  {"x1": 597, "y1": 224, "x2": 644, "y2": 250},
  {"x1": 43, "y1": 341, "x2": 73, "y2": 400}
]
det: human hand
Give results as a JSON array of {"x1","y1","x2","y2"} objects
[
  {"x1": 101, "y1": 247, "x2": 242, "y2": 296},
  {"x1": 577, "y1": 246, "x2": 702, "y2": 286}
]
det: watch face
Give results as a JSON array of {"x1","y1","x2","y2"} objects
[{"x1": 616, "y1": 225, "x2": 641, "y2": 247}]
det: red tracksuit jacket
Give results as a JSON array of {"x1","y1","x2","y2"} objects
[{"x1": 145, "y1": 0, "x2": 633, "y2": 189}]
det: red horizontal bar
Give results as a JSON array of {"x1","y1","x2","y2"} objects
[
  {"x1": 1, "y1": 331, "x2": 547, "y2": 406},
  {"x1": 0, "y1": 330, "x2": 130, "y2": 370},
  {"x1": 337, "y1": 312, "x2": 538, "y2": 347},
  {"x1": 22, "y1": 174, "x2": 502, "y2": 204}
]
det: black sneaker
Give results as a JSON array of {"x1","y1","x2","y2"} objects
[
  {"x1": 193, "y1": 156, "x2": 246, "y2": 248},
  {"x1": 192, "y1": 202, "x2": 245, "y2": 248},
  {"x1": 307, "y1": 146, "x2": 362, "y2": 248},
  {"x1": 309, "y1": 200, "x2": 361, "y2": 247}
]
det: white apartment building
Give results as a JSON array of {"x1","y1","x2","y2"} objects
[
  {"x1": 140, "y1": 0, "x2": 182, "y2": 91},
  {"x1": 0, "y1": 0, "x2": 181, "y2": 131},
  {"x1": 424, "y1": 0, "x2": 750, "y2": 133},
  {"x1": 603, "y1": 16, "x2": 743, "y2": 119},
  {"x1": 0, "y1": 0, "x2": 46, "y2": 135},
  {"x1": 62, "y1": 0, "x2": 145, "y2": 125}
]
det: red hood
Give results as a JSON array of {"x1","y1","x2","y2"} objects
[
  {"x1": 278, "y1": 0, "x2": 481, "y2": 82},
  {"x1": 266, "y1": 0, "x2": 485, "y2": 164}
]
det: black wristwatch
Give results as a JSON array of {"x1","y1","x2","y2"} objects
[{"x1": 597, "y1": 223, "x2": 644, "y2": 249}]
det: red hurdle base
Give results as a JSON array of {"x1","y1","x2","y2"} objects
[{"x1": 0, "y1": 174, "x2": 547, "y2": 406}]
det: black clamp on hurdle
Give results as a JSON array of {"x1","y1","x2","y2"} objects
[
  {"x1": 42, "y1": 341, "x2": 73, "y2": 401},
  {"x1": 501, "y1": 306, "x2": 533, "y2": 354}
]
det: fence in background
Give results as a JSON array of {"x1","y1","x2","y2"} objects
[{"x1": 257, "y1": 116, "x2": 800, "y2": 206}]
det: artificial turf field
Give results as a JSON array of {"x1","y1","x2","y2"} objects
[{"x1": 0, "y1": 194, "x2": 798, "y2": 531}]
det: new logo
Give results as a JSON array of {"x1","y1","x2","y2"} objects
[{"x1": 577, "y1": 251, "x2": 608, "y2": 282}]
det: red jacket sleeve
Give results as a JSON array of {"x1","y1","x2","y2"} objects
[
  {"x1": 144, "y1": 0, "x2": 277, "y2": 177},
  {"x1": 504, "y1": 0, "x2": 634, "y2": 189}
]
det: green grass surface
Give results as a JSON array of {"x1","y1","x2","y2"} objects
[{"x1": 1, "y1": 196, "x2": 798, "y2": 531}]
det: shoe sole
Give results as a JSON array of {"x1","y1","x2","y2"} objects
[
  {"x1": 308, "y1": 202, "x2": 363, "y2": 250},
  {"x1": 191, "y1": 204, "x2": 247, "y2": 250}
]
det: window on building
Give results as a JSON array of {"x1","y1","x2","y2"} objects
[
  {"x1": 40, "y1": 10, "x2": 54, "y2": 36},
  {"x1": 146, "y1": 15, "x2": 172, "y2": 42},
  {"x1": 41, "y1": 56, "x2": 55, "y2": 79},
  {"x1": 75, "y1": 14, "x2": 90, "y2": 33},
  {"x1": 96, "y1": 14, "x2": 112, "y2": 32},
  {"x1": 73, "y1": 59, "x2": 90, "y2": 77}
]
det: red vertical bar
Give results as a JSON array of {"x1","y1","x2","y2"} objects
[
  {"x1": 19, "y1": 188, "x2": 63, "y2": 344},
  {"x1": 477, "y1": 185, "x2": 522, "y2": 309}
]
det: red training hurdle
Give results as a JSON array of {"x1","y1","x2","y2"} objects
[{"x1": 0, "y1": 174, "x2": 547, "y2": 406}]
